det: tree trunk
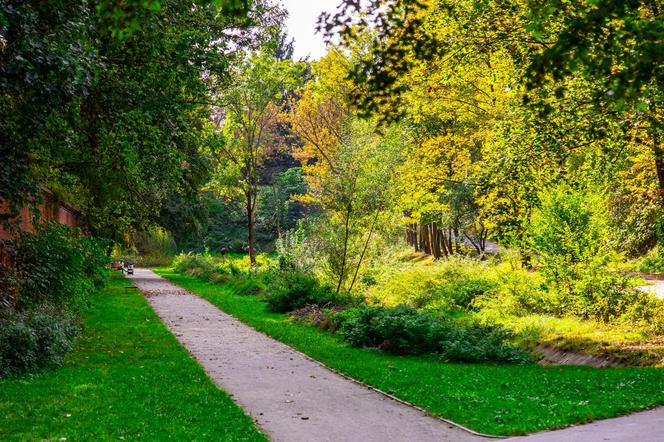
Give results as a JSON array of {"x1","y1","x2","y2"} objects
[
  {"x1": 349, "y1": 210, "x2": 379, "y2": 292},
  {"x1": 336, "y1": 206, "x2": 352, "y2": 293},
  {"x1": 273, "y1": 183, "x2": 282, "y2": 238},
  {"x1": 430, "y1": 223, "x2": 441, "y2": 259},
  {"x1": 649, "y1": 97, "x2": 664, "y2": 207},
  {"x1": 421, "y1": 222, "x2": 431, "y2": 255},
  {"x1": 247, "y1": 191, "x2": 256, "y2": 266},
  {"x1": 439, "y1": 226, "x2": 449, "y2": 257}
]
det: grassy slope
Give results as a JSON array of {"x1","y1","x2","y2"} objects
[
  {"x1": 156, "y1": 269, "x2": 664, "y2": 436},
  {"x1": 0, "y1": 275, "x2": 265, "y2": 441}
]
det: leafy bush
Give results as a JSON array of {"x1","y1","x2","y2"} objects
[
  {"x1": 265, "y1": 272, "x2": 354, "y2": 313},
  {"x1": 0, "y1": 305, "x2": 79, "y2": 377},
  {"x1": 332, "y1": 305, "x2": 529, "y2": 364},
  {"x1": 528, "y1": 185, "x2": 613, "y2": 288},
  {"x1": 639, "y1": 245, "x2": 664, "y2": 273},
  {"x1": 13, "y1": 222, "x2": 108, "y2": 309},
  {"x1": 0, "y1": 223, "x2": 107, "y2": 377},
  {"x1": 370, "y1": 257, "x2": 496, "y2": 311},
  {"x1": 275, "y1": 229, "x2": 318, "y2": 273}
]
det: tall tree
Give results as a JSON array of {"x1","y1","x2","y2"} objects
[{"x1": 208, "y1": 50, "x2": 303, "y2": 265}]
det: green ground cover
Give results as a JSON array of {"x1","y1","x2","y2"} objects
[
  {"x1": 156, "y1": 268, "x2": 664, "y2": 436},
  {"x1": 0, "y1": 275, "x2": 265, "y2": 441}
]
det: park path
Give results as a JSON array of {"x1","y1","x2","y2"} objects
[
  {"x1": 636, "y1": 278, "x2": 664, "y2": 299},
  {"x1": 127, "y1": 269, "x2": 482, "y2": 442},
  {"x1": 128, "y1": 269, "x2": 664, "y2": 442}
]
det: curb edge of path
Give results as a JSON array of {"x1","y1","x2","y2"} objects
[
  {"x1": 291, "y1": 346, "x2": 505, "y2": 439},
  {"x1": 143, "y1": 270, "x2": 504, "y2": 440}
]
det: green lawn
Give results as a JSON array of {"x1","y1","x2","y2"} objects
[
  {"x1": 0, "y1": 275, "x2": 265, "y2": 441},
  {"x1": 156, "y1": 269, "x2": 664, "y2": 436}
]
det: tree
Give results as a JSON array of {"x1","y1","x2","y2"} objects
[
  {"x1": 288, "y1": 50, "x2": 404, "y2": 291},
  {"x1": 0, "y1": 0, "x2": 273, "y2": 239},
  {"x1": 209, "y1": 50, "x2": 304, "y2": 265}
]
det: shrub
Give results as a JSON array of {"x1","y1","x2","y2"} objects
[
  {"x1": 639, "y1": 245, "x2": 664, "y2": 273},
  {"x1": 370, "y1": 257, "x2": 496, "y2": 311},
  {"x1": 173, "y1": 252, "x2": 216, "y2": 276},
  {"x1": 333, "y1": 305, "x2": 529, "y2": 364},
  {"x1": 12, "y1": 222, "x2": 108, "y2": 309},
  {"x1": 0, "y1": 306, "x2": 79, "y2": 377},
  {"x1": 0, "y1": 223, "x2": 107, "y2": 377},
  {"x1": 265, "y1": 272, "x2": 353, "y2": 313}
]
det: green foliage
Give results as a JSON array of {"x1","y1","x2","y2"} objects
[
  {"x1": 11, "y1": 223, "x2": 108, "y2": 309},
  {"x1": 257, "y1": 167, "x2": 309, "y2": 237},
  {"x1": 640, "y1": 245, "x2": 664, "y2": 273},
  {"x1": 111, "y1": 227, "x2": 176, "y2": 267},
  {"x1": 332, "y1": 305, "x2": 530, "y2": 364},
  {"x1": 206, "y1": 49, "x2": 305, "y2": 264},
  {"x1": 370, "y1": 257, "x2": 496, "y2": 311},
  {"x1": 529, "y1": 186, "x2": 607, "y2": 279},
  {"x1": 0, "y1": 223, "x2": 108, "y2": 377},
  {"x1": 0, "y1": 0, "x2": 281, "y2": 238},
  {"x1": 0, "y1": 305, "x2": 79, "y2": 377},
  {"x1": 264, "y1": 272, "x2": 353, "y2": 313}
]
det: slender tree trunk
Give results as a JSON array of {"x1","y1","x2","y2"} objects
[
  {"x1": 438, "y1": 226, "x2": 449, "y2": 257},
  {"x1": 273, "y1": 183, "x2": 282, "y2": 238},
  {"x1": 413, "y1": 223, "x2": 420, "y2": 252},
  {"x1": 336, "y1": 205, "x2": 352, "y2": 293},
  {"x1": 247, "y1": 190, "x2": 256, "y2": 266},
  {"x1": 421, "y1": 223, "x2": 431, "y2": 255},
  {"x1": 649, "y1": 97, "x2": 664, "y2": 207},
  {"x1": 430, "y1": 223, "x2": 441, "y2": 259},
  {"x1": 349, "y1": 210, "x2": 379, "y2": 292},
  {"x1": 447, "y1": 228, "x2": 454, "y2": 255}
]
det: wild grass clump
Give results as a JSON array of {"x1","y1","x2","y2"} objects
[
  {"x1": 369, "y1": 256, "x2": 496, "y2": 311},
  {"x1": 172, "y1": 252, "x2": 277, "y2": 296}
]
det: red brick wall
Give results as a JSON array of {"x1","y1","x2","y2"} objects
[{"x1": 0, "y1": 189, "x2": 81, "y2": 240}]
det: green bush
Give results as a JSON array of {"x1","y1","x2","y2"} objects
[
  {"x1": 639, "y1": 245, "x2": 664, "y2": 273},
  {"x1": 370, "y1": 257, "x2": 496, "y2": 311},
  {"x1": 333, "y1": 305, "x2": 529, "y2": 364},
  {"x1": 0, "y1": 306, "x2": 79, "y2": 377},
  {"x1": 265, "y1": 272, "x2": 353, "y2": 313},
  {"x1": 13, "y1": 222, "x2": 108, "y2": 309},
  {"x1": 528, "y1": 185, "x2": 612, "y2": 289},
  {"x1": 0, "y1": 223, "x2": 107, "y2": 377}
]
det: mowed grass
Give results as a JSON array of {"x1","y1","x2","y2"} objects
[
  {"x1": 156, "y1": 269, "x2": 664, "y2": 436},
  {"x1": 0, "y1": 275, "x2": 265, "y2": 441}
]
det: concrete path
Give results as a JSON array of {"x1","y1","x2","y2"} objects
[
  {"x1": 636, "y1": 279, "x2": 664, "y2": 299},
  {"x1": 504, "y1": 406, "x2": 664, "y2": 442},
  {"x1": 128, "y1": 269, "x2": 481, "y2": 442}
]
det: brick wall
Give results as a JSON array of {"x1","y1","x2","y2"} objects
[{"x1": 0, "y1": 188, "x2": 82, "y2": 240}]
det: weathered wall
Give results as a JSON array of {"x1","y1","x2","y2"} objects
[{"x1": 0, "y1": 188, "x2": 82, "y2": 240}]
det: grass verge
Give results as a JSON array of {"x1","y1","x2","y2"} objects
[
  {"x1": 155, "y1": 268, "x2": 664, "y2": 436},
  {"x1": 0, "y1": 274, "x2": 265, "y2": 441}
]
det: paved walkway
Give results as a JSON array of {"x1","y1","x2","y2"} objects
[
  {"x1": 129, "y1": 269, "x2": 664, "y2": 442},
  {"x1": 128, "y1": 269, "x2": 481, "y2": 442},
  {"x1": 636, "y1": 279, "x2": 664, "y2": 299},
  {"x1": 504, "y1": 407, "x2": 664, "y2": 442}
]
